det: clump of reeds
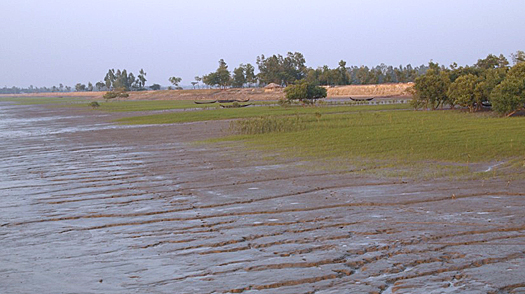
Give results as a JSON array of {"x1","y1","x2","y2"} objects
[{"x1": 231, "y1": 115, "x2": 309, "y2": 135}]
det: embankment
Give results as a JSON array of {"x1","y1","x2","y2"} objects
[
  {"x1": 327, "y1": 82, "x2": 414, "y2": 98},
  {"x1": 1, "y1": 83, "x2": 414, "y2": 101}
]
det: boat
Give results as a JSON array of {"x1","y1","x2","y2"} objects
[
  {"x1": 194, "y1": 100, "x2": 217, "y2": 104},
  {"x1": 217, "y1": 99, "x2": 250, "y2": 103},
  {"x1": 220, "y1": 103, "x2": 253, "y2": 108},
  {"x1": 481, "y1": 101, "x2": 492, "y2": 108},
  {"x1": 350, "y1": 97, "x2": 374, "y2": 102}
]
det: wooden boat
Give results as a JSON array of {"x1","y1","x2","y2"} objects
[
  {"x1": 217, "y1": 99, "x2": 250, "y2": 103},
  {"x1": 220, "y1": 103, "x2": 253, "y2": 108},
  {"x1": 194, "y1": 100, "x2": 217, "y2": 104},
  {"x1": 350, "y1": 97, "x2": 374, "y2": 102}
]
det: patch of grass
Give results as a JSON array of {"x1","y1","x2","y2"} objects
[
  {"x1": 115, "y1": 103, "x2": 409, "y2": 124},
  {"x1": 92, "y1": 100, "x2": 217, "y2": 112},
  {"x1": 79, "y1": 100, "x2": 277, "y2": 112},
  {"x1": 223, "y1": 110, "x2": 525, "y2": 177},
  {"x1": 0, "y1": 96, "x2": 87, "y2": 105}
]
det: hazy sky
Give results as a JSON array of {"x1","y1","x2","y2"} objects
[{"x1": 1, "y1": 0, "x2": 524, "y2": 87}]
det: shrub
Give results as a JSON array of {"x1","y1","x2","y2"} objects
[
  {"x1": 277, "y1": 98, "x2": 291, "y2": 107},
  {"x1": 231, "y1": 116, "x2": 309, "y2": 135},
  {"x1": 103, "y1": 91, "x2": 118, "y2": 100},
  {"x1": 103, "y1": 91, "x2": 129, "y2": 100},
  {"x1": 89, "y1": 101, "x2": 100, "y2": 108},
  {"x1": 284, "y1": 81, "x2": 327, "y2": 102}
]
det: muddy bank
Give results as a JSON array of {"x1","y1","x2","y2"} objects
[{"x1": 1, "y1": 102, "x2": 524, "y2": 293}]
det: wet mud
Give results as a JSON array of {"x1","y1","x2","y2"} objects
[{"x1": 1, "y1": 102, "x2": 524, "y2": 293}]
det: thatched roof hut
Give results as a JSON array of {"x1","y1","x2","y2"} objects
[
  {"x1": 264, "y1": 83, "x2": 282, "y2": 89},
  {"x1": 264, "y1": 83, "x2": 282, "y2": 92}
]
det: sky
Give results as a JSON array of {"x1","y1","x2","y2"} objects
[{"x1": 1, "y1": 0, "x2": 524, "y2": 87}]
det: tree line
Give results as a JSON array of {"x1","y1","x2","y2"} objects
[
  {"x1": 0, "y1": 84, "x2": 72, "y2": 94},
  {"x1": 412, "y1": 51, "x2": 525, "y2": 115},
  {"x1": 2, "y1": 51, "x2": 523, "y2": 100},
  {"x1": 197, "y1": 52, "x2": 429, "y2": 89}
]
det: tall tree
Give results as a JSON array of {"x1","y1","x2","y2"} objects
[
  {"x1": 511, "y1": 50, "x2": 525, "y2": 65},
  {"x1": 216, "y1": 59, "x2": 231, "y2": 89},
  {"x1": 232, "y1": 64, "x2": 246, "y2": 88},
  {"x1": 104, "y1": 69, "x2": 115, "y2": 89},
  {"x1": 169, "y1": 76, "x2": 182, "y2": 88},
  {"x1": 137, "y1": 69, "x2": 147, "y2": 89},
  {"x1": 256, "y1": 52, "x2": 307, "y2": 86},
  {"x1": 245, "y1": 63, "x2": 256, "y2": 87},
  {"x1": 413, "y1": 64, "x2": 451, "y2": 109},
  {"x1": 447, "y1": 74, "x2": 479, "y2": 112},
  {"x1": 75, "y1": 83, "x2": 86, "y2": 92},
  {"x1": 490, "y1": 62, "x2": 525, "y2": 115},
  {"x1": 95, "y1": 81, "x2": 105, "y2": 91},
  {"x1": 475, "y1": 54, "x2": 509, "y2": 70},
  {"x1": 337, "y1": 60, "x2": 350, "y2": 85}
]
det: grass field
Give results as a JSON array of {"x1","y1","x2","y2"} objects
[
  {"x1": 91, "y1": 100, "x2": 218, "y2": 111},
  {"x1": 221, "y1": 110, "x2": 525, "y2": 178},
  {"x1": 115, "y1": 103, "x2": 410, "y2": 124},
  {"x1": 0, "y1": 96, "x2": 88, "y2": 105},
  {"x1": 89, "y1": 100, "x2": 277, "y2": 112}
]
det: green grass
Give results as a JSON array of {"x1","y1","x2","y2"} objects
[
  {"x1": 84, "y1": 100, "x2": 278, "y2": 112},
  {"x1": 0, "y1": 96, "x2": 87, "y2": 105},
  {"x1": 221, "y1": 110, "x2": 525, "y2": 177},
  {"x1": 92, "y1": 100, "x2": 216, "y2": 112},
  {"x1": 115, "y1": 103, "x2": 409, "y2": 124}
]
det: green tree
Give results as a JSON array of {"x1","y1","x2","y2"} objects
[
  {"x1": 245, "y1": 63, "x2": 256, "y2": 87},
  {"x1": 337, "y1": 60, "x2": 350, "y2": 85},
  {"x1": 256, "y1": 52, "x2": 307, "y2": 86},
  {"x1": 511, "y1": 50, "x2": 525, "y2": 65},
  {"x1": 356, "y1": 66, "x2": 370, "y2": 84},
  {"x1": 104, "y1": 69, "x2": 115, "y2": 89},
  {"x1": 202, "y1": 72, "x2": 218, "y2": 88},
  {"x1": 232, "y1": 64, "x2": 246, "y2": 88},
  {"x1": 475, "y1": 54, "x2": 509, "y2": 70},
  {"x1": 75, "y1": 83, "x2": 86, "y2": 91},
  {"x1": 87, "y1": 82, "x2": 94, "y2": 91},
  {"x1": 413, "y1": 65, "x2": 451, "y2": 109},
  {"x1": 137, "y1": 69, "x2": 147, "y2": 89},
  {"x1": 169, "y1": 76, "x2": 182, "y2": 89},
  {"x1": 490, "y1": 62, "x2": 525, "y2": 115},
  {"x1": 284, "y1": 81, "x2": 327, "y2": 101},
  {"x1": 95, "y1": 81, "x2": 105, "y2": 91},
  {"x1": 447, "y1": 74, "x2": 479, "y2": 112},
  {"x1": 203, "y1": 59, "x2": 231, "y2": 89},
  {"x1": 475, "y1": 67, "x2": 507, "y2": 106}
]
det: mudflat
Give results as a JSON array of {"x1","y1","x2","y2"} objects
[{"x1": 1, "y1": 102, "x2": 524, "y2": 293}]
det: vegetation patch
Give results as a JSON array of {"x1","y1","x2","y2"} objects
[
  {"x1": 0, "y1": 96, "x2": 87, "y2": 105},
  {"x1": 224, "y1": 110, "x2": 525, "y2": 177},
  {"x1": 115, "y1": 103, "x2": 409, "y2": 124}
]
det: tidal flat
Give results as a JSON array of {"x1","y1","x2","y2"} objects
[{"x1": 1, "y1": 100, "x2": 525, "y2": 293}]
